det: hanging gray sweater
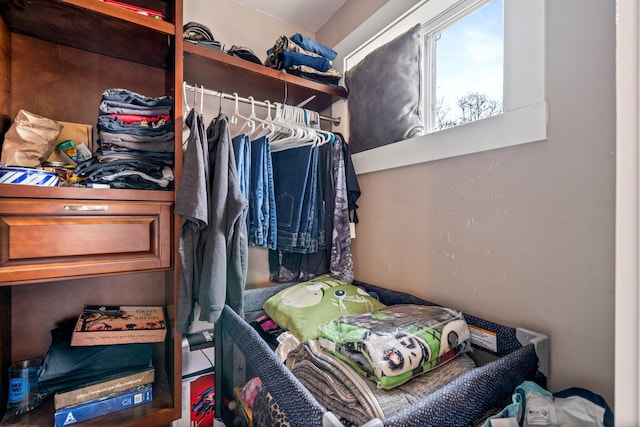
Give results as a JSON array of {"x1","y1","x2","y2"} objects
[{"x1": 176, "y1": 112, "x2": 248, "y2": 333}]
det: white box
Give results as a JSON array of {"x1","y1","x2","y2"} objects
[{"x1": 174, "y1": 348, "x2": 216, "y2": 427}]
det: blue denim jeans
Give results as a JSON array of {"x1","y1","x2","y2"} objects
[
  {"x1": 282, "y1": 51, "x2": 331, "y2": 72},
  {"x1": 232, "y1": 133, "x2": 251, "y2": 202},
  {"x1": 290, "y1": 33, "x2": 337, "y2": 60},
  {"x1": 271, "y1": 145, "x2": 314, "y2": 252},
  {"x1": 248, "y1": 136, "x2": 277, "y2": 249},
  {"x1": 298, "y1": 145, "x2": 320, "y2": 252}
]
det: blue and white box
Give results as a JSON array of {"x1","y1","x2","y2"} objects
[{"x1": 54, "y1": 383, "x2": 153, "y2": 426}]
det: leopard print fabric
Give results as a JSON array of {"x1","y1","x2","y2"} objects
[{"x1": 252, "y1": 387, "x2": 291, "y2": 427}]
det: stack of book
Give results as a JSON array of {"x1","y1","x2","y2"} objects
[
  {"x1": 47, "y1": 305, "x2": 167, "y2": 426},
  {"x1": 53, "y1": 368, "x2": 154, "y2": 426}
]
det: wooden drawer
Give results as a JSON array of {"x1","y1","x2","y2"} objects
[{"x1": 0, "y1": 199, "x2": 172, "y2": 284}]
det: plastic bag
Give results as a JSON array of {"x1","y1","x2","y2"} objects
[{"x1": 482, "y1": 380, "x2": 614, "y2": 427}]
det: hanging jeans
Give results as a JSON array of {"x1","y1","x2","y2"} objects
[
  {"x1": 297, "y1": 145, "x2": 320, "y2": 253},
  {"x1": 232, "y1": 133, "x2": 251, "y2": 202},
  {"x1": 271, "y1": 144, "x2": 316, "y2": 253},
  {"x1": 249, "y1": 136, "x2": 277, "y2": 249}
]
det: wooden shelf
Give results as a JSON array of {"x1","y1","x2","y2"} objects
[
  {"x1": 0, "y1": 367, "x2": 176, "y2": 426},
  {"x1": 0, "y1": 0, "x2": 175, "y2": 68},
  {"x1": 183, "y1": 42, "x2": 347, "y2": 113},
  {"x1": 0, "y1": 184, "x2": 174, "y2": 202},
  {"x1": 0, "y1": 1, "x2": 183, "y2": 425}
]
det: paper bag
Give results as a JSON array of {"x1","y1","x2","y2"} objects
[{"x1": 1, "y1": 109, "x2": 63, "y2": 167}]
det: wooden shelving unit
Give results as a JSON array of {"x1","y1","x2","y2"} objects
[
  {"x1": 0, "y1": 1, "x2": 182, "y2": 425},
  {"x1": 183, "y1": 41, "x2": 347, "y2": 115}
]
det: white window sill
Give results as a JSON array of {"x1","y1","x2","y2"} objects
[{"x1": 351, "y1": 100, "x2": 548, "y2": 174}]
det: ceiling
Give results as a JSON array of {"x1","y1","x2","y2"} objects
[{"x1": 232, "y1": 0, "x2": 348, "y2": 33}]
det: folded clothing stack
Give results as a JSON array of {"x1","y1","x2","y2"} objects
[
  {"x1": 264, "y1": 33, "x2": 343, "y2": 85},
  {"x1": 183, "y1": 21, "x2": 222, "y2": 51},
  {"x1": 73, "y1": 88, "x2": 175, "y2": 190}
]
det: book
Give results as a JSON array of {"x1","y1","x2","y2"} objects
[
  {"x1": 175, "y1": 372, "x2": 216, "y2": 427},
  {"x1": 70, "y1": 305, "x2": 166, "y2": 346},
  {"x1": 54, "y1": 367, "x2": 155, "y2": 409},
  {"x1": 54, "y1": 383, "x2": 153, "y2": 427},
  {"x1": 100, "y1": 0, "x2": 166, "y2": 19}
]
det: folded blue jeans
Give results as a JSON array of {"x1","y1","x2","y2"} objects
[
  {"x1": 283, "y1": 51, "x2": 331, "y2": 72},
  {"x1": 290, "y1": 33, "x2": 337, "y2": 60}
]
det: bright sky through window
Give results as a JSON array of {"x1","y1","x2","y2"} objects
[{"x1": 433, "y1": 0, "x2": 503, "y2": 131}]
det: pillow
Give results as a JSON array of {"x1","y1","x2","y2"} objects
[
  {"x1": 317, "y1": 304, "x2": 472, "y2": 389},
  {"x1": 345, "y1": 24, "x2": 425, "y2": 153},
  {"x1": 262, "y1": 274, "x2": 386, "y2": 342}
]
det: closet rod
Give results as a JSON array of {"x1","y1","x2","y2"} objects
[{"x1": 183, "y1": 82, "x2": 341, "y2": 126}]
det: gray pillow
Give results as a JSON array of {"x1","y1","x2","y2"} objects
[{"x1": 345, "y1": 24, "x2": 425, "y2": 153}]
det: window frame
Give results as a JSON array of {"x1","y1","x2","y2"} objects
[
  {"x1": 426, "y1": 0, "x2": 503, "y2": 132},
  {"x1": 335, "y1": 0, "x2": 547, "y2": 174}
]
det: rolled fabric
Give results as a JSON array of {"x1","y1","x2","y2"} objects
[
  {"x1": 291, "y1": 33, "x2": 337, "y2": 60},
  {"x1": 283, "y1": 50, "x2": 331, "y2": 72}
]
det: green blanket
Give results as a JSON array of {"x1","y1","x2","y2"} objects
[{"x1": 318, "y1": 304, "x2": 472, "y2": 389}]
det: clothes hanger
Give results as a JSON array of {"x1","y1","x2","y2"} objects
[
  {"x1": 269, "y1": 104, "x2": 318, "y2": 151},
  {"x1": 199, "y1": 84, "x2": 204, "y2": 115},
  {"x1": 182, "y1": 82, "x2": 191, "y2": 114},
  {"x1": 230, "y1": 92, "x2": 255, "y2": 137},
  {"x1": 250, "y1": 98, "x2": 277, "y2": 139},
  {"x1": 236, "y1": 95, "x2": 257, "y2": 136},
  {"x1": 268, "y1": 103, "x2": 297, "y2": 142},
  {"x1": 194, "y1": 84, "x2": 199, "y2": 113},
  {"x1": 306, "y1": 109, "x2": 333, "y2": 145}
]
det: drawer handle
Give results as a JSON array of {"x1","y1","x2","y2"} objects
[{"x1": 63, "y1": 205, "x2": 109, "y2": 211}]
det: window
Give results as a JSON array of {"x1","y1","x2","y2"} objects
[
  {"x1": 428, "y1": 0, "x2": 503, "y2": 131},
  {"x1": 334, "y1": 0, "x2": 547, "y2": 174}
]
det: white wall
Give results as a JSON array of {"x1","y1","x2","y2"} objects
[
  {"x1": 322, "y1": 0, "x2": 616, "y2": 407},
  {"x1": 615, "y1": 0, "x2": 639, "y2": 423}
]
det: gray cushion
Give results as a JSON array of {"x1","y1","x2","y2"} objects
[{"x1": 345, "y1": 24, "x2": 425, "y2": 153}]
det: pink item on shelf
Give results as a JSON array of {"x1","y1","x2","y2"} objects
[
  {"x1": 101, "y1": 0, "x2": 166, "y2": 19},
  {"x1": 241, "y1": 377, "x2": 262, "y2": 408}
]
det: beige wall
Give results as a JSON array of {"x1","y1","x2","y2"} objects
[
  {"x1": 184, "y1": 0, "x2": 314, "y2": 65},
  {"x1": 316, "y1": 0, "x2": 388, "y2": 49},
  {"x1": 186, "y1": 0, "x2": 616, "y2": 408},
  {"x1": 323, "y1": 0, "x2": 616, "y2": 408}
]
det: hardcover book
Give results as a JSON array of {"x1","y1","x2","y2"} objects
[
  {"x1": 70, "y1": 305, "x2": 166, "y2": 346},
  {"x1": 54, "y1": 383, "x2": 153, "y2": 427},
  {"x1": 54, "y1": 367, "x2": 155, "y2": 409}
]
